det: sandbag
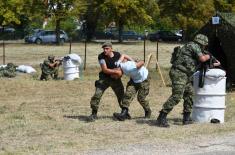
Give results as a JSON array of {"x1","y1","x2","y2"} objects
[
  {"x1": 16, "y1": 65, "x2": 36, "y2": 73},
  {"x1": 64, "y1": 53, "x2": 82, "y2": 64}
]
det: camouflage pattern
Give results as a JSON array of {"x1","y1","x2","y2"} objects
[
  {"x1": 90, "y1": 76, "x2": 124, "y2": 111},
  {"x1": 172, "y1": 41, "x2": 203, "y2": 75},
  {"x1": 0, "y1": 63, "x2": 17, "y2": 78},
  {"x1": 162, "y1": 68, "x2": 193, "y2": 113},
  {"x1": 193, "y1": 34, "x2": 208, "y2": 46},
  {"x1": 162, "y1": 41, "x2": 203, "y2": 114},
  {"x1": 121, "y1": 77, "x2": 150, "y2": 111},
  {"x1": 40, "y1": 59, "x2": 59, "y2": 80}
]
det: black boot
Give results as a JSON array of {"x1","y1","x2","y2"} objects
[
  {"x1": 182, "y1": 112, "x2": 193, "y2": 125},
  {"x1": 144, "y1": 108, "x2": 152, "y2": 118},
  {"x1": 156, "y1": 111, "x2": 169, "y2": 127},
  {"x1": 87, "y1": 109, "x2": 97, "y2": 122},
  {"x1": 113, "y1": 108, "x2": 130, "y2": 121}
]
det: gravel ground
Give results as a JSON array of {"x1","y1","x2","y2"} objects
[{"x1": 82, "y1": 133, "x2": 235, "y2": 155}]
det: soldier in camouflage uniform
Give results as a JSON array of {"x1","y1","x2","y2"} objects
[
  {"x1": 112, "y1": 54, "x2": 151, "y2": 121},
  {"x1": 40, "y1": 55, "x2": 61, "y2": 80},
  {"x1": 88, "y1": 42, "x2": 127, "y2": 122},
  {"x1": 0, "y1": 63, "x2": 17, "y2": 78},
  {"x1": 156, "y1": 34, "x2": 212, "y2": 127}
]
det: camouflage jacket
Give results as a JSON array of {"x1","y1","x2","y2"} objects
[
  {"x1": 172, "y1": 41, "x2": 203, "y2": 75},
  {"x1": 41, "y1": 60, "x2": 57, "y2": 74}
]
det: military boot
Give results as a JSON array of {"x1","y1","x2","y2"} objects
[
  {"x1": 87, "y1": 109, "x2": 97, "y2": 122},
  {"x1": 182, "y1": 112, "x2": 193, "y2": 125},
  {"x1": 156, "y1": 111, "x2": 169, "y2": 127},
  {"x1": 144, "y1": 108, "x2": 152, "y2": 118},
  {"x1": 113, "y1": 108, "x2": 130, "y2": 121}
]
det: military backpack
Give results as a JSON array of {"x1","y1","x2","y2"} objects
[{"x1": 170, "y1": 46, "x2": 181, "y2": 64}]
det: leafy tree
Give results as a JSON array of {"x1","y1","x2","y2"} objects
[
  {"x1": 81, "y1": 0, "x2": 105, "y2": 41},
  {"x1": 214, "y1": 0, "x2": 232, "y2": 12},
  {"x1": 0, "y1": 0, "x2": 22, "y2": 26},
  {"x1": 46, "y1": 0, "x2": 87, "y2": 44},
  {"x1": 158, "y1": 0, "x2": 215, "y2": 40},
  {"x1": 0, "y1": 0, "x2": 46, "y2": 39},
  {"x1": 100, "y1": 0, "x2": 159, "y2": 42}
]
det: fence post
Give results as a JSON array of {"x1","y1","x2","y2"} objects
[
  {"x1": 3, "y1": 40, "x2": 5, "y2": 65},
  {"x1": 84, "y1": 40, "x2": 87, "y2": 70}
]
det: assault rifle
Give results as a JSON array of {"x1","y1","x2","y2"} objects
[{"x1": 197, "y1": 51, "x2": 220, "y2": 88}]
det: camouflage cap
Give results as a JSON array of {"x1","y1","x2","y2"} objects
[
  {"x1": 102, "y1": 42, "x2": 112, "y2": 48},
  {"x1": 48, "y1": 55, "x2": 55, "y2": 60},
  {"x1": 194, "y1": 34, "x2": 208, "y2": 46}
]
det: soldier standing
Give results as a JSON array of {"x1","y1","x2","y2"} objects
[
  {"x1": 40, "y1": 55, "x2": 61, "y2": 80},
  {"x1": 112, "y1": 55, "x2": 151, "y2": 121},
  {"x1": 156, "y1": 34, "x2": 213, "y2": 127},
  {"x1": 88, "y1": 42, "x2": 129, "y2": 122}
]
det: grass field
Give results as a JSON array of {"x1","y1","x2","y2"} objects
[{"x1": 0, "y1": 41, "x2": 235, "y2": 154}]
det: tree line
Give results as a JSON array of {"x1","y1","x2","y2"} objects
[{"x1": 0, "y1": 0, "x2": 235, "y2": 42}]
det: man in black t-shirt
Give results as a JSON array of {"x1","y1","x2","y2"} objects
[{"x1": 88, "y1": 42, "x2": 129, "y2": 122}]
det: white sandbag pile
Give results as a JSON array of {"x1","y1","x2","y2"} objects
[
  {"x1": 16, "y1": 65, "x2": 36, "y2": 73},
  {"x1": 63, "y1": 53, "x2": 82, "y2": 80}
]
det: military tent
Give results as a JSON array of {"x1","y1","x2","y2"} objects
[{"x1": 198, "y1": 12, "x2": 235, "y2": 88}]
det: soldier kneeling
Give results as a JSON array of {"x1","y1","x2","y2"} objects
[{"x1": 40, "y1": 55, "x2": 62, "y2": 80}]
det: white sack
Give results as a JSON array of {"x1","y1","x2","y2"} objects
[
  {"x1": 65, "y1": 53, "x2": 82, "y2": 64},
  {"x1": 16, "y1": 65, "x2": 36, "y2": 73}
]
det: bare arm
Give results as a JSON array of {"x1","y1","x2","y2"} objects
[
  {"x1": 213, "y1": 59, "x2": 221, "y2": 67},
  {"x1": 48, "y1": 61, "x2": 60, "y2": 68},
  {"x1": 121, "y1": 54, "x2": 134, "y2": 61},
  {"x1": 136, "y1": 60, "x2": 145, "y2": 69},
  {"x1": 198, "y1": 54, "x2": 210, "y2": 62},
  {"x1": 100, "y1": 63, "x2": 120, "y2": 75}
]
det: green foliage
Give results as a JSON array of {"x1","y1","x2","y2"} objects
[
  {"x1": 0, "y1": 0, "x2": 24, "y2": 25},
  {"x1": 158, "y1": 0, "x2": 215, "y2": 39},
  {"x1": 45, "y1": 17, "x2": 77, "y2": 37},
  {"x1": 46, "y1": 0, "x2": 87, "y2": 43},
  {"x1": 214, "y1": 0, "x2": 233, "y2": 12},
  {"x1": 99, "y1": 0, "x2": 159, "y2": 41}
]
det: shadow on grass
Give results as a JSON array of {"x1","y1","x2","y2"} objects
[
  {"x1": 63, "y1": 115, "x2": 114, "y2": 122},
  {"x1": 135, "y1": 117, "x2": 183, "y2": 126}
]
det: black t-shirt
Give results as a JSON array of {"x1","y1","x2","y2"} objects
[{"x1": 98, "y1": 51, "x2": 121, "y2": 78}]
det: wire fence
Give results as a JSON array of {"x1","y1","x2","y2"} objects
[{"x1": 0, "y1": 39, "x2": 181, "y2": 70}]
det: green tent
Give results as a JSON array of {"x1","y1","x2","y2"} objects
[{"x1": 198, "y1": 12, "x2": 235, "y2": 88}]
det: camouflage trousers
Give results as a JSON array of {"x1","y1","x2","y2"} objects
[
  {"x1": 40, "y1": 67, "x2": 59, "y2": 80},
  {"x1": 162, "y1": 68, "x2": 193, "y2": 114},
  {"x1": 90, "y1": 77, "x2": 124, "y2": 111},
  {"x1": 121, "y1": 77, "x2": 150, "y2": 111}
]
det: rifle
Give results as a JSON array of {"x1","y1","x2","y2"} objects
[{"x1": 198, "y1": 51, "x2": 219, "y2": 88}]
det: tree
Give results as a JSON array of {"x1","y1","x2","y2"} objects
[
  {"x1": 0, "y1": 0, "x2": 27, "y2": 26},
  {"x1": 214, "y1": 0, "x2": 232, "y2": 12},
  {"x1": 100, "y1": 0, "x2": 159, "y2": 42},
  {"x1": 81, "y1": 0, "x2": 105, "y2": 41},
  {"x1": 158, "y1": 0, "x2": 215, "y2": 40},
  {"x1": 46, "y1": 0, "x2": 86, "y2": 44}
]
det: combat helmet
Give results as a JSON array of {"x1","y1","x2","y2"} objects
[
  {"x1": 193, "y1": 34, "x2": 208, "y2": 46},
  {"x1": 48, "y1": 55, "x2": 55, "y2": 60}
]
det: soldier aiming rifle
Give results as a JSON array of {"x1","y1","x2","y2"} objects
[{"x1": 40, "y1": 55, "x2": 63, "y2": 80}]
